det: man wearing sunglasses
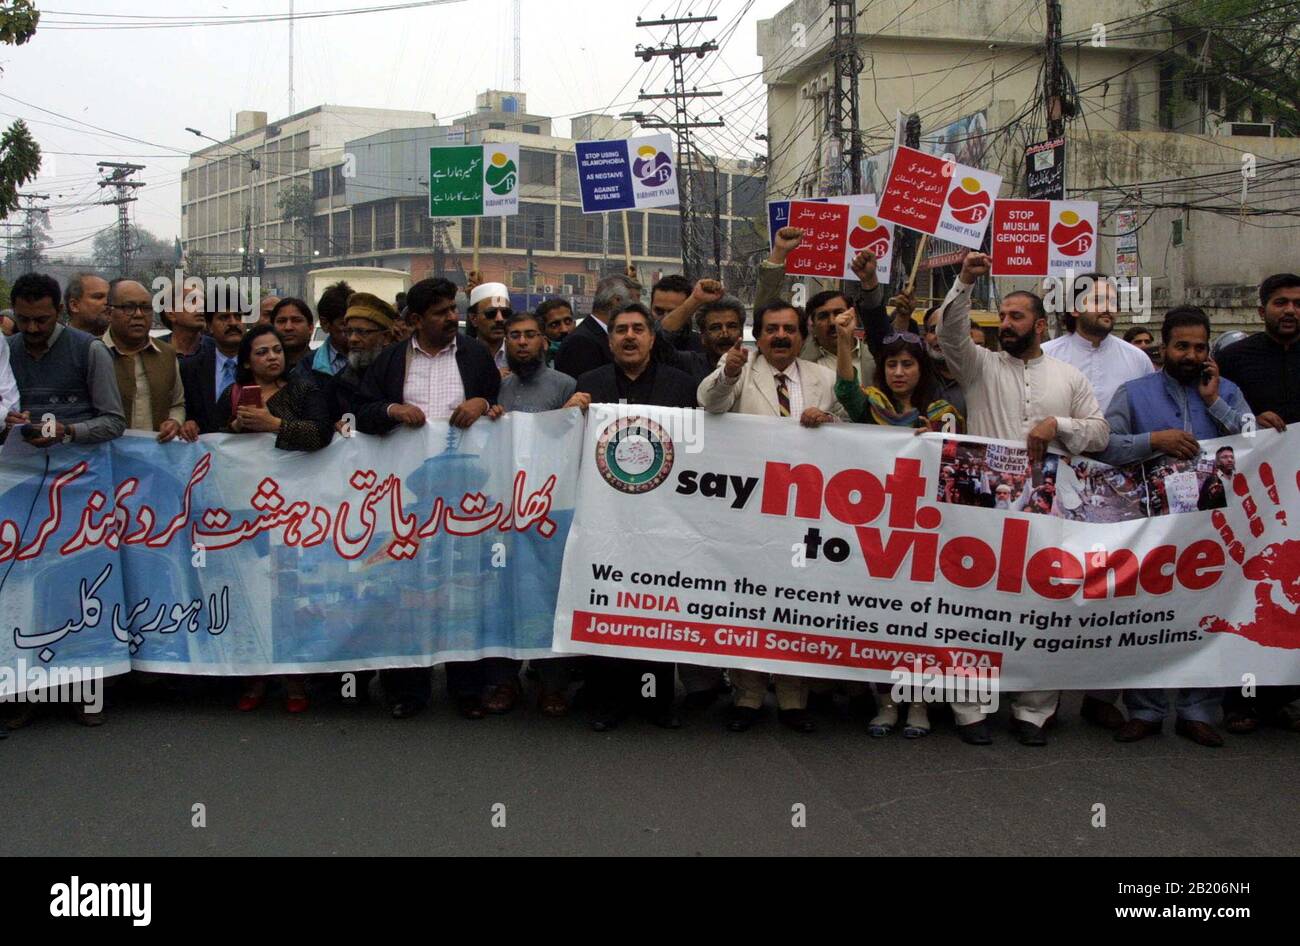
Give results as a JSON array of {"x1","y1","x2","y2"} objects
[{"x1": 467, "y1": 281, "x2": 513, "y2": 377}]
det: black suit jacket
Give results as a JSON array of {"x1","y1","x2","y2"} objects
[
  {"x1": 354, "y1": 333, "x2": 501, "y2": 435},
  {"x1": 575, "y1": 361, "x2": 699, "y2": 409},
  {"x1": 179, "y1": 343, "x2": 222, "y2": 434},
  {"x1": 554, "y1": 315, "x2": 688, "y2": 380}
]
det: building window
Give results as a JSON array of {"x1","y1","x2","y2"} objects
[
  {"x1": 560, "y1": 153, "x2": 579, "y2": 201},
  {"x1": 332, "y1": 213, "x2": 350, "y2": 253},
  {"x1": 375, "y1": 201, "x2": 396, "y2": 251},
  {"x1": 352, "y1": 205, "x2": 373, "y2": 252},
  {"x1": 646, "y1": 213, "x2": 679, "y2": 258},
  {"x1": 560, "y1": 204, "x2": 602, "y2": 253},
  {"x1": 611, "y1": 212, "x2": 643, "y2": 258},
  {"x1": 462, "y1": 216, "x2": 501, "y2": 247},
  {"x1": 312, "y1": 168, "x2": 329, "y2": 200},
  {"x1": 489, "y1": 121, "x2": 505, "y2": 130},
  {"x1": 510, "y1": 270, "x2": 529, "y2": 289},
  {"x1": 563, "y1": 273, "x2": 587, "y2": 293},
  {"x1": 731, "y1": 174, "x2": 765, "y2": 218},
  {"x1": 400, "y1": 199, "x2": 431, "y2": 246},
  {"x1": 522, "y1": 124, "x2": 541, "y2": 134},
  {"x1": 520, "y1": 148, "x2": 556, "y2": 187},
  {"x1": 506, "y1": 202, "x2": 556, "y2": 250},
  {"x1": 331, "y1": 164, "x2": 346, "y2": 193}
]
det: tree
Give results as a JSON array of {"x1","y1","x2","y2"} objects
[
  {"x1": 0, "y1": 3, "x2": 42, "y2": 218},
  {"x1": 1173, "y1": 0, "x2": 1300, "y2": 134},
  {"x1": 92, "y1": 225, "x2": 177, "y2": 284},
  {"x1": 277, "y1": 182, "x2": 314, "y2": 239}
]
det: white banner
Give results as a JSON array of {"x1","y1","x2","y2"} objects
[{"x1": 553, "y1": 406, "x2": 1300, "y2": 691}]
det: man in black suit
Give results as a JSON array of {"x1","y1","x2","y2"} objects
[
  {"x1": 555, "y1": 271, "x2": 705, "y2": 381},
  {"x1": 351, "y1": 277, "x2": 501, "y2": 722},
  {"x1": 179, "y1": 307, "x2": 247, "y2": 434},
  {"x1": 575, "y1": 302, "x2": 698, "y2": 732}
]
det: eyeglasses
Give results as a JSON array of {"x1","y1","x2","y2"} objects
[
  {"x1": 882, "y1": 332, "x2": 923, "y2": 345},
  {"x1": 483, "y1": 307, "x2": 513, "y2": 319},
  {"x1": 507, "y1": 330, "x2": 542, "y2": 341},
  {"x1": 346, "y1": 325, "x2": 383, "y2": 338},
  {"x1": 109, "y1": 302, "x2": 154, "y2": 315}
]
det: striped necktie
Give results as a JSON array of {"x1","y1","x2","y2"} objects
[{"x1": 774, "y1": 372, "x2": 791, "y2": 417}]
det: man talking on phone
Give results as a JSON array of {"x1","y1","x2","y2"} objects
[
  {"x1": 1092, "y1": 305, "x2": 1250, "y2": 748},
  {"x1": 4, "y1": 272, "x2": 125, "y2": 447}
]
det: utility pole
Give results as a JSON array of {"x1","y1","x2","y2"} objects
[
  {"x1": 829, "y1": 0, "x2": 864, "y2": 194},
  {"x1": 97, "y1": 162, "x2": 145, "y2": 278},
  {"x1": 15, "y1": 193, "x2": 50, "y2": 274},
  {"x1": 1045, "y1": 0, "x2": 1066, "y2": 138},
  {"x1": 631, "y1": 13, "x2": 724, "y2": 281},
  {"x1": 894, "y1": 114, "x2": 922, "y2": 294}
]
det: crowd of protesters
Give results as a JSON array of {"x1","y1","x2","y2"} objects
[{"x1": 1, "y1": 232, "x2": 1296, "y2": 748}]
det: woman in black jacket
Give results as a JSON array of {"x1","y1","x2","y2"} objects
[{"x1": 217, "y1": 325, "x2": 332, "y2": 713}]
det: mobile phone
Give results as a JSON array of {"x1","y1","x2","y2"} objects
[
  {"x1": 18, "y1": 422, "x2": 41, "y2": 441},
  {"x1": 1200, "y1": 367, "x2": 1213, "y2": 385},
  {"x1": 237, "y1": 386, "x2": 263, "y2": 409}
]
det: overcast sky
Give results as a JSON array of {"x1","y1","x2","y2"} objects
[{"x1": 2, "y1": 0, "x2": 790, "y2": 258}]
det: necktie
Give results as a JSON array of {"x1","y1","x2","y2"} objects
[
  {"x1": 774, "y1": 372, "x2": 791, "y2": 417},
  {"x1": 219, "y1": 358, "x2": 236, "y2": 397}
]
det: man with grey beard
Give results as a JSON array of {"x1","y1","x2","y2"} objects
[
  {"x1": 322, "y1": 292, "x2": 396, "y2": 427},
  {"x1": 921, "y1": 304, "x2": 968, "y2": 422}
]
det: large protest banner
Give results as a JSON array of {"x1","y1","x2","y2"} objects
[
  {"x1": 0, "y1": 412, "x2": 581, "y2": 695},
  {"x1": 553, "y1": 406, "x2": 1300, "y2": 690}
]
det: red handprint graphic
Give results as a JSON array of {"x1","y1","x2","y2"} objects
[{"x1": 1200, "y1": 463, "x2": 1300, "y2": 648}]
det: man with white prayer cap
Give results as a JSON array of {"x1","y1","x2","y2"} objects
[{"x1": 467, "y1": 281, "x2": 513, "y2": 376}]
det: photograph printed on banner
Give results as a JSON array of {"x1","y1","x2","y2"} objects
[
  {"x1": 1051, "y1": 455, "x2": 1148, "y2": 523},
  {"x1": 936, "y1": 438, "x2": 1059, "y2": 515},
  {"x1": 1143, "y1": 443, "x2": 1238, "y2": 517}
]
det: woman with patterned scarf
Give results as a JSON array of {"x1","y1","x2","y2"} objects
[{"x1": 831, "y1": 309, "x2": 964, "y2": 738}]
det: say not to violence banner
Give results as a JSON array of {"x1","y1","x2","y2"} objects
[
  {"x1": 0, "y1": 412, "x2": 581, "y2": 695},
  {"x1": 552, "y1": 405, "x2": 1300, "y2": 691}
]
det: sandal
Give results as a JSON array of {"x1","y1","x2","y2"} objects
[
  {"x1": 538, "y1": 690, "x2": 569, "y2": 718},
  {"x1": 903, "y1": 702, "x2": 931, "y2": 739},
  {"x1": 484, "y1": 682, "x2": 520, "y2": 714},
  {"x1": 868, "y1": 703, "x2": 898, "y2": 737},
  {"x1": 1224, "y1": 713, "x2": 1260, "y2": 735}
]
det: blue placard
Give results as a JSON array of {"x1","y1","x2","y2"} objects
[{"x1": 576, "y1": 140, "x2": 636, "y2": 213}]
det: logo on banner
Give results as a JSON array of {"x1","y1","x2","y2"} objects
[
  {"x1": 596, "y1": 416, "x2": 674, "y2": 493},
  {"x1": 947, "y1": 177, "x2": 992, "y2": 224},
  {"x1": 1051, "y1": 209, "x2": 1094, "y2": 257},
  {"x1": 632, "y1": 144, "x2": 672, "y2": 187},
  {"x1": 485, "y1": 151, "x2": 518, "y2": 195},
  {"x1": 848, "y1": 214, "x2": 891, "y2": 258}
]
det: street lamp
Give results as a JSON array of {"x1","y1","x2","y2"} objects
[{"x1": 187, "y1": 126, "x2": 261, "y2": 276}]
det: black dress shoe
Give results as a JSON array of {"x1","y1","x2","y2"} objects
[
  {"x1": 1016, "y1": 720, "x2": 1048, "y2": 746},
  {"x1": 1115, "y1": 718, "x2": 1162, "y2": 743},
  {"x1": 592, "y1": 705, "x2": 626, "y2": 732},
  {"x1": 682, "y1": 687, "x2": 724, "y2": 711},
  {"x1": 727, "y1": 705, "x2": 760, "y2": 732},
  {"x1": 1175, "y1": 718, "x2": 1224, "y2": 747},
  {"x1": 957, "y1": 720, "x2": 992, "y2": 745},
  {"x1": 1080, "y1": 695, "x2": 1126, "y2": 731},
  {"x1": 651, "y1": 710, "x2": 683, "y2": 730},
  {"x1": 389, "y1": 700, "x2": 426, "y2": 719},
  {"x1": 778, "y1": 708, "x2": 816, "y2": 733},
  {"x1": 456, "y1": 695, "x2": 486, "y2": 720}
]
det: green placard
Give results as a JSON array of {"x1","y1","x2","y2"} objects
[{"x1": 428, "y1": 145, "x2": 483, "y2": 217}]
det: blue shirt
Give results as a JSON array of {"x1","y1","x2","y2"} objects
[{"x1": 1095, "y1": 370, "x2": 1248, "y2": 467}]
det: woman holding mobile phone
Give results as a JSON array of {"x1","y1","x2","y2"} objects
[{"x1": 216, "y1": 324, "x2": 333, "y2": 714}]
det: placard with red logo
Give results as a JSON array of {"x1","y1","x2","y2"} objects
[
  {"x1": 991, "y1": 198, "x2": 1098, "y2": 276},
  {"x1": 835, "y1": 194, "x2": 895, "y2": 284},
  {"x1": 876, "y1": 145, "x2": 1002, "y2": 249},
  {"x1": 783, "y1": 200, "x2": 851, "y2": 278}
]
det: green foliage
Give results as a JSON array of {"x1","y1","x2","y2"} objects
[
  {"x1": 0, "y1": 3, "x2": 42, "y2": 217},
  {"x1": 277, "y1": 182, "x2": 315, "y2": 232}
]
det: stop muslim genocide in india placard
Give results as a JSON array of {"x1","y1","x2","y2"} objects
[{"x1": 575, "y1": 134, "x2": 679, "y2": 213}]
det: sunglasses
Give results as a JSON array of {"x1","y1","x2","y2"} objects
[
  {"x1": 483, "y1": 307, "x2": 513, "y2": 319},
  {"x1": 882, "y1": 331, "x2": 923, "y2": 345}
]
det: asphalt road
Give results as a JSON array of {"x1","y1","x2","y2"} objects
[{"x1": 4, "y1": 678, "x2": 1297, "y2": 856}]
